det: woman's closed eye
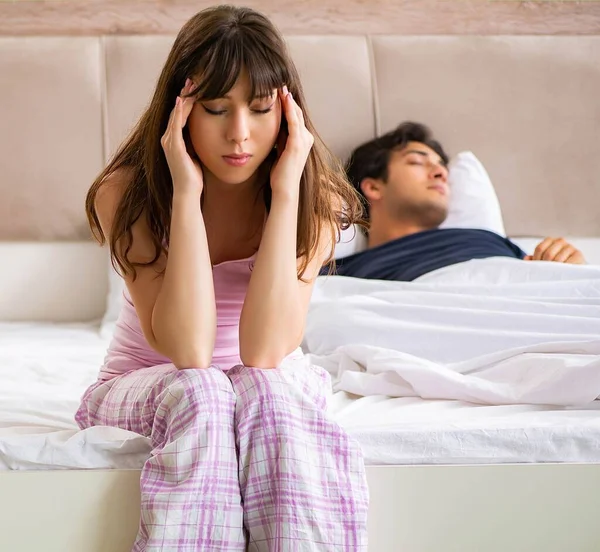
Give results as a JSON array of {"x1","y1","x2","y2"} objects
[
  {"x1": 251, "y1": 103, "x2": 275, "y2": 114},
  {"x1": 201, "y1": 103, "x2": 275, "y2": 116},
  {"x1": 202, "y1": 105, "x2": 225, "y2": 115}
]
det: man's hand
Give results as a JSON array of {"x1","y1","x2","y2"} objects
[{"x1": 524, "y1": 237, "x2": 586, "y2": 265}]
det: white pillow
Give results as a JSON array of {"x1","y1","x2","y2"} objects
[
  {"x1": 333, "y1": 225, "x2": 367, "y2": 259},
  {"x1": 439, "y1": 151, "x2": 506, "y2": 237}
]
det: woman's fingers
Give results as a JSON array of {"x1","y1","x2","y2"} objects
[
  {"x1": 173, "y1": 96, "x2": 183, "y2": 135},
  {"x1": 283, "y1": 87, "x2": 307, "y2": 130},
  {"x1": 280, "y1": 86, "x2": 313, "y2": 153},
  {"x1": 281, "y1": 87, "x2": 298, "y2": 131},
  {"x1": 179, "y1": 78, "x2": 196, "y2": 127},
  {"x1": 163, "y1": 77, "x2": 195, "y2": 147},
  {"x1": 168, "y1": 79, "x2": 195, "y2": 148},
  {"x1": 161, "y1": 102, "x2": 175, "y2": 150},
  {"x1": 291, "y1": 94, "x2": 305, "y2": 126}
]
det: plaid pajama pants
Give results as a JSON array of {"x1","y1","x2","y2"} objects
[{"x1": 75, "y1": 359, "x2": 369, "y2": 551}]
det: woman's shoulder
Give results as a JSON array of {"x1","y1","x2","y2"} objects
[
  {"x1": 95, "y1": 167, "x2": 134, "y2": 206},
  {"x1": 85, "y1": 161, "x2": 139, "y2": 246},
  {"x1": 94, "y1": 166, "x2": 135, "y2": 231}
]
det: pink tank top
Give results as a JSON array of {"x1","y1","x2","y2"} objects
[{"x1": 99, "y1": 255, "x2": 256, "y2": 381}]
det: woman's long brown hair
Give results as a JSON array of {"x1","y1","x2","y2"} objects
[{"x1": 85, "y1": 5, "x2": 363, "y2": 280}]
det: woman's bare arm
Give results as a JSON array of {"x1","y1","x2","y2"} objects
[
  {"x1": 239, "y1": 190, "x2": 330, "y2": 368},
  {"x1": 95, "y1": 172, "x2": 215, "y2": 369}
]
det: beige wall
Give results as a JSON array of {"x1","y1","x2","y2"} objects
[{"x1": 1, "y1": 0, "x2": 599, "y2": 36}]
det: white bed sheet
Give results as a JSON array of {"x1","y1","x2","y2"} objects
[{"x1": 1, "y1": 321, "x2": 600, "y2": 469}]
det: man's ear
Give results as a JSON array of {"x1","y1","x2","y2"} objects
[{"x1": 360, "y1": 177, "x2": 384, "y2": 204}]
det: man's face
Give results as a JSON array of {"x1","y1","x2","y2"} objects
[{"x1": 366, "y1": 141, "x2": 450, "y2": 228}]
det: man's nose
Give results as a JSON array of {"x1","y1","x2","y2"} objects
[{"x1": 432, "y1": 164, "x2": 448, "y2": 183}]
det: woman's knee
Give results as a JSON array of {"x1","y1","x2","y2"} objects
[
  {"x1": 227, "y1": 362, "x2": 332, "y2": 412},
  {"x1": 163, "y1": 366, "x2": 235, "y2": 409},
  {"x1": 151, "y1": 367, "x2": 237, "y2": 447},
  {"x1": 227, "y1": 365, "x2": 333, "y2": 437}
]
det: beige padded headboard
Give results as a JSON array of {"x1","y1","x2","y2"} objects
[{"x1": 1, "y1": 35, "x2": 599, "y2": 240}]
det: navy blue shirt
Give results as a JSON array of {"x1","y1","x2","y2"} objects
[{"x1": 330, "y1": 228, "x2": 526, "y2": 282}]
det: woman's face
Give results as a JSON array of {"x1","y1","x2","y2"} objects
[{"x1": 187, "y1": 68, "x2": 282, "y2": 186}]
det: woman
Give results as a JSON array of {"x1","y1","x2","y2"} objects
[{"x1": 76, "y1": 5, "x2": 368, "y2": 551}]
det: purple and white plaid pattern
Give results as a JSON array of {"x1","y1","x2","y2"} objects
[
  {"x1": 75, "y1": 361, "x2": 368, "y2": 551},
  {"x1": 76, "y1": 365, "x2": 245, "y2": 551}
]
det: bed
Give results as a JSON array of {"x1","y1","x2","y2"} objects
[
  {"x1": 1, "y1": 24, "x2": 600, "y2": 552},
  {"x1": 2, "y1": 291, "x2": 600, "y2": 552}
]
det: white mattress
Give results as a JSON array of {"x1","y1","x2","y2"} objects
[{"x1": 2, "y1": 322, "x2": 600, "y2": 470}]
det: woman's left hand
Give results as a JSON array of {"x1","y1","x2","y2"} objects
[{"x1": 270, "y1": 86, "x2": 314, "y2": 198}]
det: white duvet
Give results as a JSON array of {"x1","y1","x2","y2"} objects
[{"x1": 305, "y1": 258, "x2": 600, "y2": 406}]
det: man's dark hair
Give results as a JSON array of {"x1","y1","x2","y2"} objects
[{"x1": 345, "y1": 122, "x2": 450, "y2": 218}]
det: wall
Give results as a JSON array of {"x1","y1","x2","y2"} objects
[{"x1": 1, "y1": 0, "x2": 599, "y2": 36}]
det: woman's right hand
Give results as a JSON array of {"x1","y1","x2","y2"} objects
[{"x1": 161, "y1": 78, "x2": 204, "y2": 196}]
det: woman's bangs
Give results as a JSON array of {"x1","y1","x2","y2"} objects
[
  {"x1": 243, "y1": 45, "x2": 288, "y2": 99},
  {"x1": 195, "y1": 34, "x2": 288, "y2": 100},
  {"x1": 194, "y1": 37, "x2": 245, "y2": 100}
]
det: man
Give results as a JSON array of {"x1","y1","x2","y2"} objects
[{"x1": 334, "y1": 122, "x2": 585, "y2": 281}]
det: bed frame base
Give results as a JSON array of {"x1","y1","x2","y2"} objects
[{"x1": 2, "y1": 464, "x2": 599, "y2": 551}]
